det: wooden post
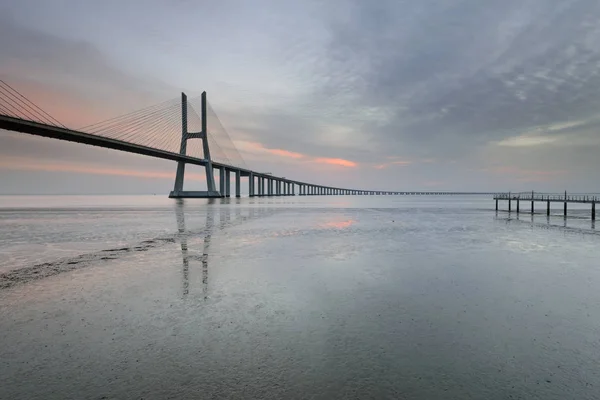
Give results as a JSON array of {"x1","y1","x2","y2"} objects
[
  {"x1": 509, "y1": 199, "x2": 512, "y2": 212},
  {"x1": 531, "y1": 190, "x2": 534, "y2": 213},
  {"x1": 564, "y1": 201, "x2": 567, "y2": 217},
  {"x1": 592, "y1": 202, "x2": 596, "y2": 221},
  {"x1": 547, "y1": 198, "x2": 550, "y2": 216},
  {"x1": 495, "y1": 199, "x2": 498, "y2": 211},
  {"x1": 517, "y1": 198, "x2": 520, "y2": 213}
]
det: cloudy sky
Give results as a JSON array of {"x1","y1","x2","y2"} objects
[{"x1": 1, "y1": 0, "x2": 600, "y2": 194}]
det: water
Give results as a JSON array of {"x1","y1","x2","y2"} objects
[{"x1": 1, "y1": 195, "x2": 599, "y2": 399}]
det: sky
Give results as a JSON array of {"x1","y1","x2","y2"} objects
[{"x1": 2, "y1": 0, "x2": 600, "y2": 194}]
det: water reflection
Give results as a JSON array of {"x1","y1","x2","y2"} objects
[
  {"x1": 322, "y1": 219, "x2": 355, "y2": 229},
  {"x1": 175, "y1": 200, "x2": 217, "y2": 299},
  {"x1": 495, "y1": 211, "x2": 599, "y2": 236},
  {"x1": 174, "y1": 199, "x2": 279, "y2": 299}
]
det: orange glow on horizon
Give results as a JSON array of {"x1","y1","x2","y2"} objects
[
  {"x1": 1, "y1": 77, "x2": 117, "y2": 128},
  {"x1": 0, "y1": 156, "x2": 205, "y2": 181}
]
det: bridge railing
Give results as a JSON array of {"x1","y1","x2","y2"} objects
[{"x1": 494, "y1": 192, "x2": 600, "y2": 202}]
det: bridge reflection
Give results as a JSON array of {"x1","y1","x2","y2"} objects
[{"x1": 175, "y1": 199, "x2": 279, "y2": 298}]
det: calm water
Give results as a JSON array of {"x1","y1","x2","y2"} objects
[{"x1": 1, "y1": 195, "x2": 599, "y2": 399}]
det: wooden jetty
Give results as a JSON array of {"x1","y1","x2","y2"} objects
[{"x1": 494, "y1": 191, "x2": 599, "y2": 220}]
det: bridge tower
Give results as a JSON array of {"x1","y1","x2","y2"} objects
[{"x1": 169, "y1": 92, "x2": 221, "y2": 198}]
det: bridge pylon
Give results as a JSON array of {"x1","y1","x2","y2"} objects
[{"x1": 169, "y1": 92, "x2": 221, "y2": 198}]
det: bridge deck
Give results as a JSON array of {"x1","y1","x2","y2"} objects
[{"x1": 0, "y1": 115, "x2": 210, "y2": 167}]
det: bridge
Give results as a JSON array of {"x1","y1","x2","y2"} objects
[{"x1": 0, "y1": 79, "x2": 493, "y2": 198}]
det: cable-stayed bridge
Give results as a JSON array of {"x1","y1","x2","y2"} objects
[{"x1": 0, "y1": 80, "x2": 492, "y2": 197}]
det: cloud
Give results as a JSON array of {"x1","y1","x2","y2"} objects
[
  {"x1": 237, "y1": 140, "x2": 358, "y2": 168},
  {"x1": 236, "y1": 141, "x2": 305, "y2": 160},
  {"x1": 496, "y1": 135, "x2": 559, "y2": 147},
  {"x1": 314, "y1": 158, "x2": 357, "y2": 168},
  {"x1": 306, "y1": 0, "x2": 600, "y2": 159},
  {"x1": 0, "y1": 13, "x2": 177, "y2": 125},
  {"x1": 479, "y1": 166, "x2": 569, "y2": 183},
  {"x1": 3, "y1": 0, "x2": 600, "y2": 192},
  {"x1": 374, "y1": 160, "x2": 412, "y2": 169}
]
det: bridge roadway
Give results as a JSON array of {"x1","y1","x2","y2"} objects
[{"x1": 1, "y1": 114, "x2": 495, "y2": 198}]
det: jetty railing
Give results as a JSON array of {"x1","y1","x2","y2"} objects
[{"x1": 493, "y1": 191, "x2": 599, "y2": 219}]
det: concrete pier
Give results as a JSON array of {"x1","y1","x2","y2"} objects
[
  {"x1": 219, "y1": 168, "x2": 225, "y2": 197},
  {"x1": 249, "y1": 172, "x2": 254, "y2": 197},
  {"x1": 225, "y1": 169, "x2": 231, "y2": 197}
]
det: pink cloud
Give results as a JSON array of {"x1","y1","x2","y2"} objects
[
  {"x1": 239, "y1": 141, "x2": 358, "y2": 168},
  {"x1": 314, "y1": 157, "x2": 357, "y2": 168}
]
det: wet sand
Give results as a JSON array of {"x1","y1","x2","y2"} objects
[{"x1": 1, "y1": 196, "x2": 600, "y2": 399}]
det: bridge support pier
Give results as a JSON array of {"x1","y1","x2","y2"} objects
[
  {"x1": 219, "y1": 168, "x2": 226, "y2": 197},
  {"x1": 169, "y1": 92, "x2": 220, "y2": 198},
  {"x1": 235, "y1": 170, "x2": 240, "y2": 198},
  {"x1": 495, "y1": 199, "x2": 498, "y2": 211},
  {"x1": 249, "y1": 172, "x2": 254, "y2": 197},
  {"x1": 225, "y1": 169, "x2": 231, "y2": 197}
]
